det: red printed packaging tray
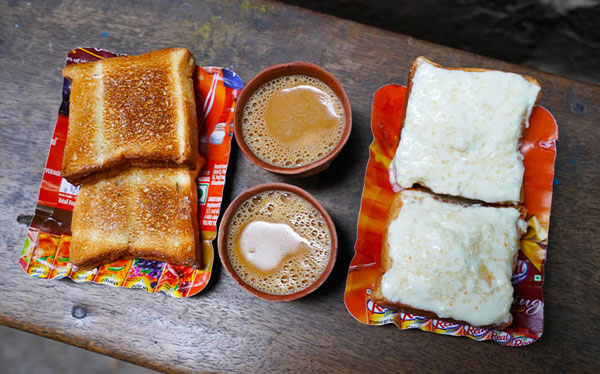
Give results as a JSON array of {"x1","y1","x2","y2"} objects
[
  {"x1": 19, "y1": 48, "x2": 244, "y2": 297},
  {"x1": 344, "y1": 84, "x2": 558, "y2": 346}
]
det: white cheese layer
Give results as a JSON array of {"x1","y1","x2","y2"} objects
[
  {"x1": 390, "y1": 58, "x2": 540, "y2": 203},
  {"x1": 380, "y1": 190, "x2": 520, "y2": 327}
]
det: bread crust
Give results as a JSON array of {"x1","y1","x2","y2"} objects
[
  {"x1": 371, "y1": 189, "x2": 527, "y2": 330},
  {"x1": 396, "y1": 56, "x2": 542, "y2": 205},
  {"x1": 61, "y1": 48, "x2": 198, "y2": 185}
]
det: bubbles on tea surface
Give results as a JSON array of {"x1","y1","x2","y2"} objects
[
  {"x1": 241, "y1": 75, "x2": 345, "y2": 168},
  {"x1": 227, "y1": 190, "x2": 331, "y2": 296}
]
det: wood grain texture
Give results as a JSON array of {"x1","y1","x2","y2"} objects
[{"x1": 1, "y1": 0, "x2": 599, "y2": 373}]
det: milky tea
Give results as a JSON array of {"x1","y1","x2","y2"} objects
[
  {"x1": 227, "y1": 190, "x2": 331, "y2": 295},
  {"x1": 241, "y1": 75, "x2": 345, "y2": 168}
]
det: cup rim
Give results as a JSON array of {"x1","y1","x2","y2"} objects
[
  {"x1": 233, "y1": 62, "x2": 352, "y2": 177},
  {"x1": 217, "y1": 183, "x2": 338, "y2": 301}
]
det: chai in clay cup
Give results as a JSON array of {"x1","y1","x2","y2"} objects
[
  {"x1": 217, "y1": 183, "x2": 338, "y2": 301},
  {"x1": 234, "y1": 62, "x2": 352, "y2": 177}
]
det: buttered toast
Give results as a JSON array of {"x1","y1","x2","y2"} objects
[
  {"x1": 389, "y1": 56, "x2": 541, "y2": 204},
  {"x1": 70, "y1": 167, "x2": 200, "y2": 269},
  {"x1": 371, "y1": 189, "x2": 527, "y2": 329},
  {"x1": 61, "y1": 48, "x2": 198, "y2": 184}
]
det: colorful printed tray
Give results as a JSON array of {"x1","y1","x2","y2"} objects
[
  {"x1": 344, "y1": 84, "x2": 558, "y2": 346},
  {"x1": 19, "y1": 48, "x2": 244, "y2": 297}
]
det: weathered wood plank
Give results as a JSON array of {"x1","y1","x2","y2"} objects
[{"x1": 1, "y1": 0, "x2": 598, "y2": 373}]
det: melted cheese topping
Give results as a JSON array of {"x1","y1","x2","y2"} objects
[
  {"x1": 390, "y1": 58, "x2": 540, "y2": 203},
  {"x1": 380, "y1": 190, "x2": 520, "y2": 326}
]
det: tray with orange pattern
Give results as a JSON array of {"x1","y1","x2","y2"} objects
[
  {"x1": 344, "y1": 84, "x2": 558, "y2": 346},
  {"x1": 19, "y1": 47, "x2": 244, "y2": 297}
]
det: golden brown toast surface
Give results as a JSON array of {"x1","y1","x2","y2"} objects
[
  {"x1": 62, "y1": 48, "x2": 198, "y2": 184},
  {"x1": 70, "y1": 167, "x2": 200, "y2": 269}
]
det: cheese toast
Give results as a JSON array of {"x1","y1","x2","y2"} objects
[
  {"x1": 371, "y1": 189, "x2": 527, "y2": 329},
  {"x1": 389, "y1": 56, "x2": 541, "y2": 204}
]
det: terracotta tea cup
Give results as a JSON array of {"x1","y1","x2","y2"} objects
[
  {"x1": 234, "y1": 62, "x2": 352, "y2": 177},
  {"x1": 217, "y1": 183, "x2": 338, "y2": 301}
]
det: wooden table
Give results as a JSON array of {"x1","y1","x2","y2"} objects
[{"x1": 1, "y1": 0, "x2": 599, "y2": 373}]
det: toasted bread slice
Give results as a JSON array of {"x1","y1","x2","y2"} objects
[
  {"x1": 128, "y1": 168, "x2": 199, "y2": 265},
  {"x1": 371, "y1": 189, "x2": 527, "y2": 329},
  {"x1": 68, "y1": 176, "x2": 131, "y2": 267},
  {"x1": 61, "y1": 48, "x2": 198, "y2": 184},
  {"x1": 389, "y1": 56, "x2": 541, "y2": 204},
  {"x1": 70, "y1": 167, "x2": 200, "y2": 269}
]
